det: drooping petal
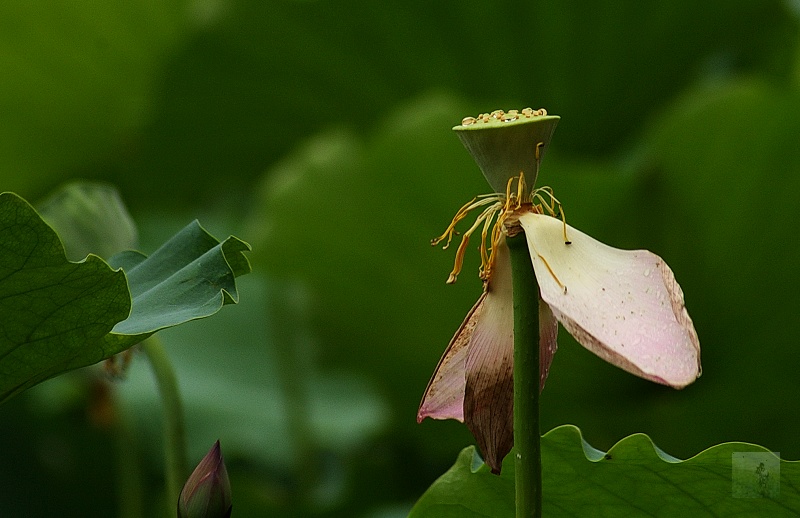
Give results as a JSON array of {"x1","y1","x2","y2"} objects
[
  {"x1": 539, "y1": 297, "x2": 559, "y2": 392},
  {"x1": 518, "y1": 212, "x2": 701, "y2": 388},
  {"x1": 417, "y1": 293, "x2": 485, "y2": 423},
  {"x1": 463, "y1": 236, "x2": 515, "y2": 474},
  {"x1": 419, "y1": 232, "x2": 564, "y2": 473}
]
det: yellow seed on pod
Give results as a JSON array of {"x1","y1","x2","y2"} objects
[{"x1": 461, "y1": 116, "x2": 477, "y2": 126}]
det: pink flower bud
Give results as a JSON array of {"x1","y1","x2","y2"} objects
[{"x1": 178, "y1": 441, "x2": 232, "y2": 518}]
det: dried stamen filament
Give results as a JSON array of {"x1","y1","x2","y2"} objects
[{"x1": 433, "y1": 171, "x2": 571, "y2": 285}]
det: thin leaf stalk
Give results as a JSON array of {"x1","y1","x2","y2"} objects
[
  {"x1": 114, "y1": 396, "x2": 144, "y2": 518},
  {"x1": 269, "y1": 280, "x2": 317, "y2": 509},
  {"x1": 142, "y1": 336, "x2": 188, "y2": 515}
]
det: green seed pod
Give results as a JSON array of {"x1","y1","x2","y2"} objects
[{"x1": 453, "y1": 108, "x2": 560, "y2": 194}]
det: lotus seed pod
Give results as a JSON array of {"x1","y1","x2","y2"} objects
[{"x1": 453, "y1": 108, "x2": 559, "y2": 193}]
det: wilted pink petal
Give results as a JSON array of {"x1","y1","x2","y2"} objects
[
  {"x1": 463, "y1": 237, "x2": 514, "y2": 474},
  {"x1": 417, "y1": 294, "x2": 484, "y2": 423},
  {"x1": 518, "y1": 213, "x2": 701, "y2": 388},
  {"x1": 538, "y1": 297, "x2": 558, "y2": 392}
]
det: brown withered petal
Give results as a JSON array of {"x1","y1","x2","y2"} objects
[
  {"x1": 417, "y1": 293, "x2": 485, "y2": 423},
  {"x1": 463, "y1": 236, "x2": 515, "y2": 474},
  {"x1": 419, "y1": 236, "x2": 562, "y2": 474},
  {"x1": 463, "y1": 333, "x2": 513, "y2": 474}
]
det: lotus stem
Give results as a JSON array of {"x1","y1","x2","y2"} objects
[
  {"x1": 142, "y1": 336, "x2": 188, "y2": 515},
  {"x1": 508, "y1": 232, "x2": 542, "y2": 517}
]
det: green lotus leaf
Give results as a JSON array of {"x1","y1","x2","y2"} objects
[
  {"x1": 410, "y1": 425, "x2": 799, "y2": 517},
  {"x1": 37, "y1": 181, "x2": 138, "y2": 261},
  {"x1": 0, "y1": 192, "x2": 250, "y2": 402}
]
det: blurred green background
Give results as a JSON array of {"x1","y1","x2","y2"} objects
[{"x1": 2, "y1": 1, "x2": 800, "y2": 516}]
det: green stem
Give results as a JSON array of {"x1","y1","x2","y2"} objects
[
  {"x1": 507, "y1": 232, "x2": 542, "y2": 518},
  {"x1": 142, "y1": 336, "x2": 188, "y2": 515},
  {"x1": 114, "y1": 396, "x2": 144, "y2": 518},
  {"x1": 270, "y1": 280, "x2": 316, "y2": 508}
]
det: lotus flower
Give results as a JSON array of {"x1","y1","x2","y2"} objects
[{"x1": 417, "y1": 109, "x2": 701, "y2": 473}]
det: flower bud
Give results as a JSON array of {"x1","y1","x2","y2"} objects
[{"x1": 178, "y1": 440, "x2": 232, "y2": 518}]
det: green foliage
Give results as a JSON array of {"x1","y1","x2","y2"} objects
[
  {"x1": 249, "y1": 81, "x2": 800, "y2": 466},
  {"x1": 1, "y1": 0, "x2": 799, "y2": 515},
  {"x1": 0, "y1": 191, "x2": 250, "y2": 402},
  {"x1": 116, "y1": 273, "x2": 391, "y2": 476},
  {"x1": 5, "y1": 1, "x2": 793, "y2": 204},
  {"x1": 248, "y1": 95, "x2": 489, "y2": 461},
  {"x1": 410, "y1": 426, "x2": 800, "y2": 517},
  {"x1": 107, "y1": 223, "x2": 250, "y2": 335},
  {"x1": 0, "y1": 0, "x2": 187, "y2": 194},
  {"x1": 0, "y1": 193, "x2": 131, "y2": 402},
  {"x1": 37, "y1": 182, "x2": 138, "y2": 261}
]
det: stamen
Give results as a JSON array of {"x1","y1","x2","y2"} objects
[
  {"x1": 501, "y1": 172, "x2": 527, "y2": 214},
  {"x1": 558, "y1": 205, "x2": 572, "y2": 245},
  {"x1": 504, "y1": 176, "x2": 515, "y2": 207},
  {"x1": 478, "y1": 205, "x2": 499, "y2": 279},
  {"x1": 430, "y1": 197, "x2": 475, "y2": 249},
  {"x1": 484, "y1": 209, "x2": 505, "y2": 281},
  {"x1": 531, "y1": 186, "x2": 571, "y2": 245},
  {"x1": 466, "y1": 202, "x2": 501, "y2": 278},
  {"x1": 431, "y1": 196, "x2": 500, "y2": 249},
  {"x1": 536, "y1": 253, "x2": 567, "y2": 294},
  {"x1": 442, "y1": 199, "x2": 503, "y2": 284},
  {"x1": 434, "y1": 172, "x2": 571, "y2": 284}
]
